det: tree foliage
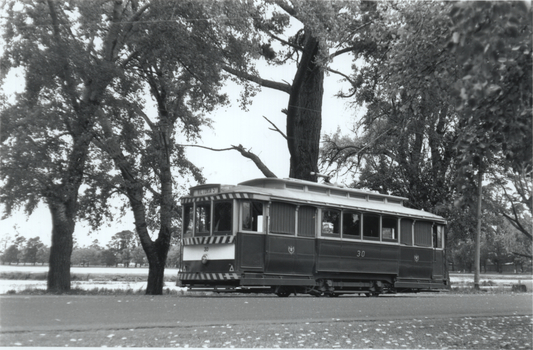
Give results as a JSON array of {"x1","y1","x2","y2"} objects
[
  {"x1": 321, "y1": 1, "x2": 459, "y2": 215},
  {"x1": 450, "y1": 1, "x2": 532, "y2": 174},
  {"x1": 1, "y1": 0, "x2": 158, "y2": 292},
  {"x1": 1, "y1": 0, "x2": 230, "y2": 294}
]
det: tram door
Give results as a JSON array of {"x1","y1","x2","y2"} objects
[
  {"x1": 399, "y1": 219, "x2": 432, "y2": 279},
  {"x1": 237, "y1": 200, "x2": 266, "y2": 272},
  {"x1": 431, "y1": 225, "x2": 445, "y2": 280},
  {"x1": 432, "y1": 249, "x2": 445, "y2": 279}
]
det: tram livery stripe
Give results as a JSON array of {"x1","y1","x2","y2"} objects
[
  {"x1": 181, "y1": 193, "x2": 252, "y2": 204},
  {"x1": 183, "y1": 236, "x2": 235, "y2": 246},
  {"x1": 178, "y1": 272, "x2": 239, "y2": 280}
]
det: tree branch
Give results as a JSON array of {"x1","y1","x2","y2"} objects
[
  {"x1": 326, "y1": 67, "x2": 356, "y2": 86},
  {"x1": 180, "y1": 144, "x2": 277, "y2": 178},
  {"x1": 267, "y1": 31, "x2": 301, "y2": 51},
  {"x1": 222, "y1": 65, "x2": 291, "y2": 94},
  {"x1": 263, "y1": 115, "x2": 287, "y2": 139},
  {"x1": 512, "y1": 251, "x2": 533, "y2": 259}
]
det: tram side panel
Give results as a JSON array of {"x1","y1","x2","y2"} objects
[
  {"x1": 264, "y1": 235, "x2": 315, "y2": 275},
  {"x1": 316, "y1": 240, "x2": 399, "y2": 277},
  {"x1": 398, "y1": 246, "x2": 433, "y2": 280}
]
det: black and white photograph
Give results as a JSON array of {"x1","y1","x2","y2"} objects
[{"x1": 0, "y1": 1, "x2": 531, "y2": 348}]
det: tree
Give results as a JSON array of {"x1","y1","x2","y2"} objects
[
  {"x1": 71, "y1": 247, "x2": 100, "y2": 266},
  {"x1": 1, "y1": 0, "x2": 150, "y2": 292},
  {"x1": 108, "y1": 230, "x2": 135, "y2": 266},
  {"x1": 453, "y1": 239, "x2": 475, "y2": 273},
  {"x1": 100, "y1": 249, "x2": 116, "y2": 267},
  {"x1": 450, "y1": 1, "x2": 532, "y2": 173},
  {"x1": 2, "y1": 245, "x2": 19, "y2": 265},
  {"x1": 87, "y1": 0, "x2": 233, "y2": 294},
  {"x1": 486, "y1": 168, "x2": 532, "y2": 258},
  {"x1": 0, "y1": 233, "x2": 13, "y2": 255},
  {"x1": 88, "y1": 240, "x2": 103, "y2": 251},
  {"x1": 131, "y1": 246, "x2": 146, "y2": 267},
  {"x1": 36, "y1": 246, "x2": 50, "y2": 265},
  {"x1": 321, "y1": 1, "x2": 459, "y2": 214},
  {"x1": 166, "y1": 245, "x2": 180, "y2": 268},
  {"x1": 449, "y1": 0, "x2": 532, "y2": 287},
  {"x1": 206, "y1": 0, "x2": 383, "y2": 181},
  {"x1": 21, "y1": 237, "x2": 44, "y2": 265}
]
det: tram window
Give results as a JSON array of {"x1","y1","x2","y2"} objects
[
  {"x1": 183, "y1": 204, "x2": 194, "y2": 238},
  {"x1": 270, "y1": 202, "x2": 296, "y2": 235},
  {"x1": 242, "y1": 201, "x2": 263, "y2": 232},
  {"x1": 363, "y1": 214, "x2": 380, "y2": 240},
  {"x1": 195, "y1": 203, "x2": 211, "y2": 236},
  {"x1": 400, "y1": 218, "x2": 413, "y2": 245},
  {"x1": 322, "y1": 209, "x2": 341, "y2": 237},
  {"x1": 298, "y1": 206, "x2": 316, "y2": 237},
  {"x1": 214, "y1": 202, "x2": 232, "y2": 235},
  {"x1": 342, "y1": 212, "x2": 361, "y2": 239},
  {"x1": 433, "y1": 224, "x2": 444, "y2": 248},
  {"x1": 382, "y1": 217, "x2": 398, "y2": 242},
  {"x1": 414, "y1": 221, "x2": 432, "y2": 247}
]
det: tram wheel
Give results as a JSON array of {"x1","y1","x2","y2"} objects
[
  {"x1": 365, "y1": 292, "x2": 380, "y2": 297},
  {"x1": 276, "y1": 291, "x2": 291, "y2": 297}
]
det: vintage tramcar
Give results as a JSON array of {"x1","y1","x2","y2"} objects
[{"x1": 177, "y1": 177, "x2": 449, "y2": 297}]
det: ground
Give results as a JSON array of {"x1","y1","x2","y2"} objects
[{"x1": 3, "y1": 315, "x2": 531, "y2": 348}]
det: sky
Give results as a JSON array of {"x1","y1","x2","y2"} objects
[{"x1": 0, "y1": 56, "x2": 360, "y2": 248}]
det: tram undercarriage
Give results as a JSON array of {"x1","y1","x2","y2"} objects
[{"x1": 178, "y1": 273, "x2": 448, "y2": 297}]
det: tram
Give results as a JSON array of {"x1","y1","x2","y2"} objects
[{"x1": 177, "y1": 177, "x2": 449, "y2": 297}]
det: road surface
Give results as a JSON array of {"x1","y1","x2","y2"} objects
[{"x1": 1, "y1": 293, "x2": 531, "y2": 333}]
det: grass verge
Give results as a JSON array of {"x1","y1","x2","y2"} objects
[
  {"x1": 0, "y1": 271, "x2": 177, "y2": 282},
  {"x1": 6, "y1": 286, "x2": 188, "y2": 296}
]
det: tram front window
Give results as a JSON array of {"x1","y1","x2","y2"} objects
[
  {"x1": 242, "y1": 201, "x2": 263, "y2": 232},
  {"x1": 195, "y1": 203, "x2": 211, "y2": 236},
  {"x1": 183, "y1": 204, "x2": 193, "y2": 238},
  {"x1": 214, "y1": 201, "x2": 232, "y2": 235}
]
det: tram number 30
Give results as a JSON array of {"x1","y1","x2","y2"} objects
[{"x1": 356, "y1": 250, "x2": 365, "y2": 258}]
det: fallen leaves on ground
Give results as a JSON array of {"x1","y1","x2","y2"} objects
[{"x1": 2, "y1": 315, "x2": 531, "y2": 349}]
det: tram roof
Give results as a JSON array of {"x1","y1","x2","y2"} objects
[{"x1": 183, "y1": 178, "x2": 446, "y2": 223}]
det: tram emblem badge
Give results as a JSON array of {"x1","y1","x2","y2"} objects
[
  {"x1": 288, "y1": 246, "x2": 295, "y2": 255},
  {"x1": 414, "y1": 254, "x2": 420, "y2": 262}
]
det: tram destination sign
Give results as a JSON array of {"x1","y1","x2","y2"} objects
[{"x1": 192, "y1": 185, "x2": 220, "y2": 196}]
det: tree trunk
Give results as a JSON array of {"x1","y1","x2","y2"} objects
[
  {"x1": 145, "y1": 241, "x2": 169, "y2": 295},
  {"x1": 44, "y1": 117, "x2": 91, "y2": 293},
  {"x1": 474, "y1": 167, "x2": 483, "y2": 289},
  {"x1": 287, "y1": 31, "x2": 324, "y2": 182},
  {"x1": 47, "y1": 200, "x2": 75, "y2": 293},
  {"x1": 145, "y1": 130, "x2": 173, "y2": 295}
]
